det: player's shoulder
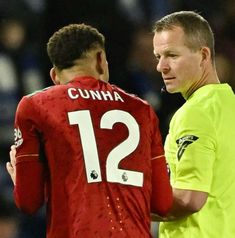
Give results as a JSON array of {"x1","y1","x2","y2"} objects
[
  {"x1": 111, "y1": 84, "x2": 151, "y2": 106},
  {"x1": 17, "y1": 86, "x2": 54, "y2": 110},
  {"x1": 26, "y1": 86, "x2": 54, "y2": 98}
]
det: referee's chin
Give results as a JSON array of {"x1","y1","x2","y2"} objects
[{"x1": 162, "y1": 86, "x2": 179, "y2": 94}]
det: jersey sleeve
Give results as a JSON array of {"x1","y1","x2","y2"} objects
[
  {"x1": 14, "y1": 96, "x2": 45, "y2": 214},
  {"x1": 15, "y1": 96, "x2": 41, "y2": 158},
  {"x1": 167, "y1": 105, "x2": 216, "y2": 192},
  {"x1": 150, "y1": 156, "x2": 173, "y2": 216},
  {"x1": 149, "y1": 107, "x2": 172, "y2": 216}
]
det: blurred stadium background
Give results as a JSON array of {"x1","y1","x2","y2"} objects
[{"x1": 0, "y1": 0, "x2": 234, "y2": 237}]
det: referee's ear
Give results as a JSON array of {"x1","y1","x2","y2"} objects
[{"x1": 200, "y1": 46, "x2": 211, "y2": 67}]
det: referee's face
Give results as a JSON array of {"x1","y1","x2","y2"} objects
[{"x1": 153, "y1": 26, "x2": 204, "y2": 99}]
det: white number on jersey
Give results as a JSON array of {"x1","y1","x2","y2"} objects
[{"x1": 68, "y1": 109, "x2": 143, "y2": 187}]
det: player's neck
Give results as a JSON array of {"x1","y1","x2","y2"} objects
[{"x1": 58, "y1": 65, "x2": 100, "y2": 84}]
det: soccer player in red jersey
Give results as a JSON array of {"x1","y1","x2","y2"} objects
[{"x1": 6, "y1": 23, "x2": 172, "y2": 238}]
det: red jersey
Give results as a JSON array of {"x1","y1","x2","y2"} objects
[{"x1": 13, "y1": 76, "x2": 171, "y2": 238}]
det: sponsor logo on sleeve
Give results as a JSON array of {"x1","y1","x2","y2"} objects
[
  {"x1": 176, "y1": 135, "x2": 198, "y2": 160},
  {"x1": 14, "y1": 127, "x2": 23, "y2": 148}
]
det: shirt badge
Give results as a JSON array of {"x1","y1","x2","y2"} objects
[{"x1": 176, "y1": 135, "x2": 198, "y2": 160}]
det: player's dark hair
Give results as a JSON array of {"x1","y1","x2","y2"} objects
[
  {"x1": 153, "y1": 11, "x2": 215, "y2": 64},
  {"x1": 47, "y1": 23, "x2": 105, "y2": 70}
]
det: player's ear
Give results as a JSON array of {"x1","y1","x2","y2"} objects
[
  {"x1": 96, "y1": 51, "x2": 104, "y2": 75},
  {"x1": 96, "y1": 50, "x2": 108, "y2": 74},
  {"x1": 96, "y1": 50, "x2": 109, "y2": 82},
  {"x1": 50, "y1": 67, "x2": 60, "y2": 85}
]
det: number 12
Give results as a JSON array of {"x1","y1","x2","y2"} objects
[{"x1": 68, "y1": 109, "x2": 143, "y2": 187}]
